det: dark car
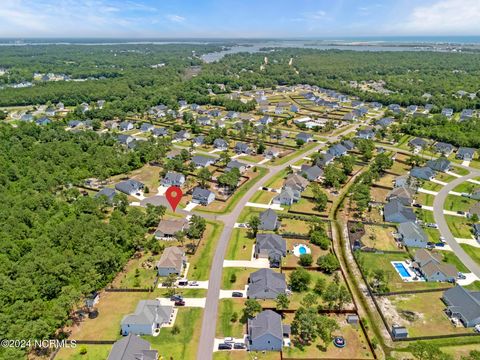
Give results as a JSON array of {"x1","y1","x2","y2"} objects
[
  {"x1": 413, "y1": 203, "x2": 422, "y2": 208},
  {"x1": 170, "y1": 294, "x2": 183, "y2": 302},
  {"x1": 174, "y1": 300, "x2": 186, "y2": 306},
  {"x1": 178, "y1": 280, "x2": 189, "y2": 286},
  {"x1": 232, "y1": 292, "x2": 244, "y2": 298},
  {"x1": 218, "y1": 343, "x2": 233, "y2": 350},
  {"x1": 233, "y1": 343, "x2": 247, "y2": 349},
  {"x1": 457, "y1": 211, "x2": 465, "y2": 215}
]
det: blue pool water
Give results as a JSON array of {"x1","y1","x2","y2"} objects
[
  {"x1": 298, "y1": 245, "x2": 308, "y2": 255},
  {"x1": 394, "y1": 263, "x2": 411, "y2": 278}
]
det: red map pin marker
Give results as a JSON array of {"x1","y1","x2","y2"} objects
[{"x1": 165, "y1": 186, "x2": 183, "y2": 212}]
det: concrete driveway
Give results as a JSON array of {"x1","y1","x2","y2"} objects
[{"x1": 158, "y1": 297, "x2": 206, "y2": 308}]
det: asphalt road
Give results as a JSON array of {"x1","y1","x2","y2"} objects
[
  {"x1": 432, "y1": 170, "x2": 480, "y2": 278},
  {"x1": 196, "y1": 125, "x2": 360, "y2": 359}
]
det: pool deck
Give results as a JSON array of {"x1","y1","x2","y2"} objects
[
  {"x1": 391, "y1": 261, "x2": 425, "y2": 282},
  {"x1": 293, "y1": 244, "x2": 312, "y2": 257}
]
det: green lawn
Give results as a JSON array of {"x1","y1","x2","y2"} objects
[
  {"x1": 440, "y1": 251, "x2": 469, "y2": 273},
  {"x1": 445, "y1": 215, "x2": 474, "y2": 239},
  {"x1": 237, "y1": 206, "x2": 263, "y2": 223},
  {"x1": 249, "y1": 190, "x2": 277, "y2": 204},
  {"x1": 460, "y1": 244, "x2": 480, "y2": 266},
  {"x1": 453, "y1": 182, "x2": 479, "y2": 194},
  {"x1": 263, "y1": 168, "x2": 288, "y2": 189},
  {"x1": 146, "y1": 308, "x2": 203, "y2": 360},
  {"x1": 269, "y1": 142, "x2": 318, "y2": 166},
  {"x1": 420, "y1": 181, "x2": 443, "y2": 192},
  {"x1": 225, "y1": 228, "x2": 254, "y2": 261},
  {"x1": 189, "y1": 220, "x2": 224, "y2": 280},
  {"x1": 222, "y1": 267, "x2": 253, "y2": 290},
  {"x1": 415, "y1": 209, "x2": 435, "y2": 224},
  {"x1": 56, "y1": 345, "x2": 111, "y2": 360},
  {"x1": 444, "y1": 194, "x2": 477, "y2": 212},
  {"x1": 415, "y1": 192, "x2": 434, "y2": 207},
  {"x1": 216, "y1": 299, "x2": 246, "y2": 338}
]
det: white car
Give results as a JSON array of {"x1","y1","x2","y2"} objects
[
  {"x1": 224, "y1": 337, "x2": 234, "y2": 343},
  {"x1": 475, "y1": 324, "x2": 480, "y2": 333},
  {"x1": 440, "y1": 236, "x2": 446, "y2": 243}
]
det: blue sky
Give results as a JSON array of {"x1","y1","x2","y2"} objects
[{"x1": 1, "y1": 0, "x2": 479, "y2": 38}]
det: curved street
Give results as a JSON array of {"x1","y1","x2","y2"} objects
[{"x1": 432, "y1": 169, "x2": 480, "y2": 278}]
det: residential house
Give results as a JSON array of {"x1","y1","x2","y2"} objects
[
  {"x1": 107, "y1": 334, "x2": 158, "y2": 360},
  {"x1": 95, "y1": 188, "x2": 117, "y2": 204},
  {"x1": 161, "y1": 172, "x2": 185, "y2": 187},
  {"x1": 97, "y1": 100, "x2": 105, "y2": 109},
  {"x1": 386, "y1": 186, "x2": 415, "y2": 206},
  {"x1": 255, "y1": 234, "x2": 286, "y2": 268},
  {"x1": 140, "y1": 123, "x2": 154, "y2": 132},
  {"x1": 407, "y1": 105, "x2": 418, "y2": 113},
  {"x1": 356, "y1": 127, "x2": 376, "y2": 139},
  {"x1": 193, "y1": 136, "x2": 205, "y2": 146},
  {"x1": 152, "y1": 127, "x2": 168, "y2": 137},
  {"x1": 119, "y1": 121, "x2": 134, "y2": 131},
  {"x1": 410, "y1": 166, "x2": 435, "y2": 181},
  {"x1": 224, "y1": 111, "x2": 238, "y2": 120},
  {"x1": 264, "y1": 147, "x2": 281, "y2": 159},
  {"x1": 409, "y1": 137, "x2": 428, "y2": 151},
  {"x1": 434, "y1": 142, "x2": 455, "y2": 156},
  {"x1": 441, "y1": 108, "x2": 454, "y2": 117},
  {"x1": 343, "y1": 112, "x2": 357, "y2": 121},
  {"x1": 470, "y1": 189, "x2": 480, "y2": 201},
  {"x1": 68, "y1": 120, "x2": 84, "y2": 129},
  {"x1": 234, "y1": 142, "x2": 251, "y2": 154},
  {"x1": 284, "y1": 173, "x2": 309, "y2": 192},
  {"x1": 247, "y1": 310, "x2": 286, "y2": 351},
  {"x1": 121, "y1": 300, "x2": 173, "y2": 336},
  {"x1": 296, "y1": 132, "x2": 313, "y2": 143},
  {"x1": 316, "y1": 153, "x2": 335, "y2": 168},
  {"x1": 192, "y1": 187, "x2": 215, "y2": 205},
  {"x1": 384, "y1": 199, "x2": 417, "y2": 223},
  {"x1": 413, "y1": 249, "x2": 457, "y2": 282},
  {"x1": 115, "y1": 179, "x2": 144, "y2": 195},
  {"x1": 178, "y1": 100, "x2": 187, "y2": 107},
  {"x1": 156, "y1": 246, "x2": 186, "y2": 275},
  {"x1": 173, "y1": 130, "x2": 190, "y2": 141},
  {"x1": 20, "y1": 113, "x2": 34, "y2": 122},
  {"x1": 45, "y1": 107, "x2": 56, "y2": 117},
  {"x1": 376, "y1": 117, "x2": 394, "y2": 128},
  {"x1": 457, "y1": 148, "x2": 476, "y2": 161},
  {"x1": 460, "y1": 109, "x2": 474, "y2": 121},
  {"x1": 259, "y1": 115, "x2": 273, "y2": 125},
  {"x1": 192, "y1": 156, "x2": 216, "y2": 168},
  {"x1": 300, "y1": 165, "x2": 324, "y2": 181},
  {"x1": 342, "y1": 140, "x2": 355, "y2": 151},
  {"x1": 247, "y1": 269, "x2": 287, "y2": 299},
  {"x1": 394, "y1": 175, "x2": 418, "y2": 189},
  {"x1": 118, "y1": 134, "x2": 135, "y2": 147},
  {"x1": 327, "y1": 144, "x2": 348, "y2": 157},
  {"x1": 36, "y1": 117, "x2": 52, "y2": 126},
  {"x1": 259, "y1": 209, "x2": 279, "y2": 231},
  {"x1": 427, "y1": 158, "x2": 451, "y2": 172},
  {"x1": 397, "y1": 222, "x2": 428, "y2": 248},
  {"x1": 197, "y1": 116, "x2": 211, "y2": 126},
  {"x1": 443, "y1": 286, "x2": 480, "y2": 327},
  {"x1": 468, "y1": 203, "x2": 480, "y2": 219},
  {"x1": 370, "y1": 102, "x2": 383, "y2": 110},
  {"x1": 290, "y1": 105, "x2": 299, "y2": 113},
  {"x1": 213, "y1": 138, "x2": 228, "y2": 150},
  {"x1": 226, "y1": 160, "x2": 247, "y2": 173},
  {"x1": 473, "y1": 224, "x2": 480, "y2": 241},
  {"x1": 273, "y1": 187, "x2": 299, "y2": 206},
  {"x1": 105, "y1": 120, "x2": 118, "y2": 130}
]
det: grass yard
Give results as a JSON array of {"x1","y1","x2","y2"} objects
[
  {"x1": 420, "y1": 181, "x2": 443, "y2": 192},
  {"x1": 249, "y1": 190, "x2": 277, "y2": 204},
  {"x1": 67, "y1": 292, "x2": 152, "y2": 341},
  {"x1": 226, "y1": 228, "x2": 254, "y2": 261},
  {"x1": 460, "y1": 244, "x2": 480, "y2": 266},
  {"x1": 111, "y1": 252, "x2": 159, "y2": 289},
  {"x1": 373, "y1": 173, "x2": 396, "y2": 188},
  {"x1": 237, "y1": 207, "x2": 263, "y2": 223},
  {"x1": 213, "y1": 352, "x2": 280, "y2": 360},
  {"x1": 444, "y1": 194, "x2": 477, "y2": 212},
  {"x1": 188, "y1": 220, "x2": 224, "y2": 280},
  {"x1": 107, "y1": 163, "x2": 160, "y2": 194},
  {"x1": 56, "y1": 345, "x2": 111, "y2": 360},
  {"x1": 435, "y1": 172, "x2": 457, "y2": 183},
  {"x1": 442, "y1": 344, "x2": 480, "y2": 359},
  {"x1": 388, "y1": 292, "x2": 472, "y2": 337},
  {"x1": 370, "y1": 186, "x2": 390, "y2": 203},
  {"x1": 283, "y1": 314, "x2": 374, "y2": 359},
  {"x1": 415, "y1": 192, "x2": 435, "y2": 207},
  {"x1": 290, "y1": 197, "x2": 324, "y2": 216},
  {"x1": 147, "y1": 308, "x2": 203, "y2": 360},
  {"x1": 279, "y1": 218, "x2": 311, "y2": 235},
  {"x1": 453, "y1": 182, "x2": 479, "y2": 194},
  {"x1": 283, "y1": 238, "x2": 329, "y2": 267},
  {"x1": 415, "y1": 209, "x2": 435, "y2": 224},
  {"x1": 441, "y1": 251, "x2": 469, "y2": 273},
  {"x1": 264, "y1": 168, "x2": 288, "y2": 189},
  {"x1": 360, "y1": 225, "x2": 400, "y2": 252},
  {"x1": 270, "y1": 142, "x2": 318, "y2": 166},
  {"x1": 216, "y1": 299, "x2": 246, "y2": 339},
  {"x1": 222, "y1": 267, "x2": 253, "y2": 290},
  {"x1": 445, "y1": 215, "x2": 474, "y2": 239},
  {"x1": 423, "y1": 227, "x2": 441, "y2": 243}
]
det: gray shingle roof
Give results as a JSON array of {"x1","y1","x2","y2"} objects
[
  {"x1": 248, "y1": 310, "x2": 283, "y2": 342},
  {"x1": 426, "y1": 158, "x2": 451, "y2": 172},
  {"x1": 384, "y1": 199, "x2": 417, "y2": 223},
  {"x1": 115, "y1": 179, "x2": 145, "y2": 195},
  {"x1": 410, "y1": 166, "x2": 435, "y2": 180},
  {"x1": 121, "y1": 300, "x2": 173, "y2": 327},
  {"x1": 107, "y1": 334, "x2": 157, "y2": 360},
  {"x1": 443, "y1": 286, "x2": 480, "y2": 325},
  {"x1": 398, "y1": 221, "x2": 428, "y2": 243},
  {"x1": 259, "y1": 209, "x2": 278, "y2": 231},
  {"x1": 247, "y1": 269, "x2": 286, "y2": 299}
]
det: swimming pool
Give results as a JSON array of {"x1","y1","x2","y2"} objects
[
  {"x1": 393, "y1": 262, "x2": 411, "y2": 278},
  {"x1": 298, "y1": 245, "x2": 308, "y2": 255},
  {"x1": 293, "y1": 244, "x2": 311, "y2": 257}
]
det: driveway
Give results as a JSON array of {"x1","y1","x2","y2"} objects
[
  {"x1": 157, "y1": 297, "x2": 206, "y2": 308},
  {"x1": 432, "y1": 171, "x2": 480, "y2": 279},
  {"x1": 219, "y1": 288, "x2": 247, "y2": 299},
  {"x1": 223, "y1": 259, "x2": 270, "y2": 268}
]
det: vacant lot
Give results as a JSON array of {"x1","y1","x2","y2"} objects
[
  {"x1": 445, "y1": 215, "x2": 474, "y2": 239},
  {"x1": 216, "y1": 299, "x2": 246, "y2": 339},
  {"x1": 56, "y1": 345, "x2": 111, "y2": 360},
  {"x1": 279, "y1": 218, "x2": 311, "y2": 235},
  {"x1": 111, "y1": 251, "x2": 159, "y2": 289},
  {"x1": 360, "y1": 225, "x2": 400, "y2": 252},
  {"x1": 444, "y1": 194, "x2": 477, "y2": 212},
  {"x1": 225, "y1": 228, "x2": 254, "y2": 261},
  {"x1": 222, "y1": 267, "x2": 253, "y2": 290},
  {"x1": 461, "y1": 244, "x2": 480, "y2": 266},
  {"x1": 249, "y1": 190, "x2": 277, "y2": 204}
]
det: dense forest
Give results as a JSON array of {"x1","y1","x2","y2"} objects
[{"x1": 0, "y1": 124, "x2": 168, "y2": 359}]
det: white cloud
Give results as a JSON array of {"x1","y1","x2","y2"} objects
[
  {"x1": 399, "y1": 0, "x2": 480, "y2": 34},
  {"x1": 166, "y1": 14, "x2": 186, "y2": 23}
]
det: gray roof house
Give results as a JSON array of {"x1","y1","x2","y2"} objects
[
  {"x1": 213, "y1": 138, "x2": 228, "y2": 150},
  {"x1": 397, "y1": 222, "x2": 428, "y2": 248},
  {"x1": 118, "y1": 134, "x2": 134, "y2": 146},
  {"x1": 247, "y1": 310, "x2": 285, "y2": 351},
  {"x1": 174, "y1": 130, "x2": 190, "y2": 141},
  {"x1": 409, "y1": 137, "x2": 428, "y2": 150},
  {"x1": 410, "y1": 166, "x2": 435, "y2": 181},
  {"x1": 284, "y1": 173, "x2": 309, "y2": 192},
  {"x1": 264, "y1": 147, "x2": 281, "y2": 159},
  {"x1": 259, "y1": 209, "x2": 279, "y2": 231},
  {"x1": 356, "y1": 128, "x2": 376, "y2": 139},
  {"x1": 473, "y1": 224, "x2": 480, "y2": 241},
  {"x1": 226, "y1": 160, "x2": 247, "y2": 173},
  {"x1": 427, "y1": 158, "x2": 451, "y2": 173},
  {"x1": 300, "y1": 165, "x2": 324, "y2": 181},
  {"x1": 272, "y1": 187, "x2": 300, "y2": 206},
  {"x1": 193, "y1": 135, "x2": 205, "y2": 146},
  {"x1": 342, "y1": 140, "x2": 355, "y2": 151},
  {"x1": 392, "y1": 325, "x2": 408, "y2": 339},
  {"x1": 156, "y1": 246, "x2": 186, "y2": 276},
  {"x1": 192, "y1": 156, "x2": 216, "y2": 168},
  {"x1": 152, "y1": 127, "x2": 168, "y2": 137},
  {"x1": 327, "y1": 144, "x2": 348, "y2": 157},
  {"x1": 376, "y1": 117, "x2": 394, "y2": 128},
  {"x1": 386, "y1": 186, "x2": 414, "y2": 206},
  {"x1": 255, "y1": 234, "x2": 286, "y2": 268},
  {"x1": 192, "y1": 187, "x2": 215, "y2": 205},
  {"x1": 161, "y1": 171, "x2": 185, "y2": 187},
  {"x1": 247, "y1": 269, "x2": 287, "y2": 299},
  {"x1": 434, "y1": 142, "x2": 455, "y2": 156},
  {"x1": 95, "y1": 188, "x2": 117, "y2": 204},
  {"x1": 235, "y1": 142, "x2": 252, "y2": 154},
  {"x1": 197, "y1": 116, "x2": 211, "y2": 126},
  {"x1": 457, "y1": 147, "x2": 476, "y2": 161},
  {"x1": 384, "y1": 199, "x2": 417, "y2": 223},
  {"x1": 119, "y1": 121, "x2": 134, "y2": 131},
  {"x1": 140, "y1": 123, "x2": 154, "y2": 132},
  {"x1": 443, "y1": 286, "x2": 480, "y2": 327},
  {"x1": 115, "y1": 179, "x2": 145, "y2": 195},
  {"x1": 107, "y1": 334, "x2": 158, "y2": 360},
  {"x1": 394, "y1": 175, "x2": 418, "y2": 190},
  {"x1": 316, "y1": 153, "x2": 335, "y2": 168},
  {"x1": 259, "y1": 115, "x2": 273, "y2": 125},
  {"x1": 121, "y1": 300, "x2": 173, "y2": 336},
  {"x1": 441, "y1": 108, "x2": 454, "y2": 117},
  {"x1": 413, "y1": 249, "x2": 457, "y2": 282},
  {"x1": 296, "y1": 132, "x2": 313, "y2": 143}
]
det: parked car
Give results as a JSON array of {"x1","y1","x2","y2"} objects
[
  {"x1": 435, "y1": 242, "x2": 445, "y2": 247},
  {"x1": 178, "y1": 279, "x2": 189, "y2": 286},
  {"x1": 224, "y1": 337, "x2": 234, "y2": 343},
  {"x1": 233, "y1": 343, "x2": 247, "y2": 350},
  {"x1": 474, "y1": 324, "x2": 480, "y2": 333},
  {"x1": 440, "y1": 236, "x2": 446, "y2": 243},
  {"x1": 232, "y1": 291, "x2": 244, "y2": 298},
  {"x1": 413, "y1": 203, "x2": 422, "y2": 208},
  {"x1": 458, "y1": 273, "x2": 467, "y2": 280},
  {"x1": 189, "y1": 281, "x2": 199, "y2": 286},
  {"x1": 426, "y1": 223, "x2": 438, "y2": 229},
  {"x1": 218, "y1": 343, "x2": 233, "y2": 350},
  {"x1": 426, "y1": 242, "x2": 435, "y2": 249},
  {"x1": 174, "y1": 300, "x2": 186, "y2": 306},
  {"x1": 457, "y1": 211, "x2": 465, "y2": 215},
  {"x1": 170, "y1": 294, "x2": 183, "y2": 302}
]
